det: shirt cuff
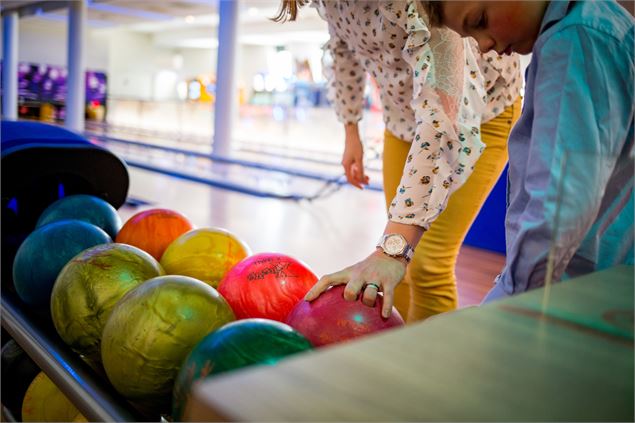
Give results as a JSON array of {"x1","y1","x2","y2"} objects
[{"x1": 480, "y1": 275, "x2": 512, "y2": 304}]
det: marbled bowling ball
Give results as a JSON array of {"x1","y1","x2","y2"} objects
[
  {"x1": 285, "y1": 285, "x2": 404, "y2": 347},
  {"x1": 115, "y1": 208, "x2": 193, "y2": 261},
  {"x1": 21, "y1": 372, "x2": 86, "y2": 422},
  {"x1": 218, "y1": 253, "x2": 317, "y2": 322},
  {"x1": 101, "y1": 275, "x2": 235, "y2": 403},
  {"x1": 50, "y1": 243, "x2": 164, "y2": 367},
  {"x1": 36, "y1": 194, "x2": 122, "y2": 239},
  {"x1": 172, "y1": 318, "x2": 312, "y2": 421},
  {"x1": 13, "y1": 220, "x2": 112, "y2": 307},
  {"x1": 160, "y1": 227, "x2": 250, "y2": 288}
]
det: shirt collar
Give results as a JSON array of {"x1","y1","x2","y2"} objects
[{"x1": 539, "y1": 1, "x2": 573, "y2": 34}]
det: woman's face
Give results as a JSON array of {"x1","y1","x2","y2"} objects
[{"x1": 440, "y1": 1, "x2": 548, "y2": 55}]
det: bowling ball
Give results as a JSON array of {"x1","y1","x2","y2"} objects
[
  {"x1": 51, "y1": 243, "x2": 164, "y2": 367},
  {"x1": 115, "y1": 208, "x2": 193, "y2": 260},
  {"x1": 36, "y1": 194, "x2": 122, "y2": 239},
  {"x1": 13, "y1": 219, "x2": 112, "y2": 307},
  {"x1": 22, "y1": 371, "x2": 86, "y2": 422},
  {"x1": 160, "y1": 227, "x2": 250, "y2": 288},
  {"x1": 285, "y1": 285, "x2": 404, "y2": 347},
  {"x1": 101, "y1": 275, "x2": 235, "y2": 403},
  {"x1": 1, "y1": 340, "x2": 41, "y2": 421},
  {"x1": 218, "y1": 253, "x2": 317, "y2": 322},
  {"x1": 172, "y1": 318, "x2": 312, "y2": 420}
]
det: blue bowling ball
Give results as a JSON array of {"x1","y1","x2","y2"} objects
[
  {"x1": 36, "y1": 194, "x2": 122, "y2": 239},
  {"x1": 13, "y1": 219, "x2": 112, "y2": 307}
]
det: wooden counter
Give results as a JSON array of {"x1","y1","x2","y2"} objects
[{"x1": 185, "y1": 265, "x2": 634, "y2": 421}]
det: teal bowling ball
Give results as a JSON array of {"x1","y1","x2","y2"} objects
[
  {"x1": 12, "y1": 219, "x2": 112, "y2": 307},
  {"x1": 36, "y1": 194, "x2": 122, "y2": 239},
  {"x1": 172, "y1": 318, "x2": 313, "y2": 420}
]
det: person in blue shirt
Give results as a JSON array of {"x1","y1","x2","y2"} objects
[
  {"x1": 306, "y1": 0, "x2": 634, "y2": 314},
  {"x1": 429, "y1": 0, "x2": 634, "y2": 301}
]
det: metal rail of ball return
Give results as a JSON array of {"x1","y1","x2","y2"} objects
[
  {"x1": 84, "y1": 132, "x2": 383, "y2": 200},
  {"x1": 1, "y1": 291, "x2": 145, "y2": 422}
]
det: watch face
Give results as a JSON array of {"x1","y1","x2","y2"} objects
[{"x1": 384, "y1": 234, "x2": 406, "y2": 255}]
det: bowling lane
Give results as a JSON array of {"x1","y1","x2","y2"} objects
[
  {"x1": 122, "y1": 167, "x2": 387, "y2": 277},
  {"x1": 84, "y1": 121, "x2": 384, "y2": 189},
  {"x1": 95, "y1": 138, "x2": 339, "y2": 199}
]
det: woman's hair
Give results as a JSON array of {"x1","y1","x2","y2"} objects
[
  {"x1": 420, "y1": 1, "x2": 445, "y2": 27},
  {"x1": 272, "y1": 0, "x2": 310, "y2": 22}
]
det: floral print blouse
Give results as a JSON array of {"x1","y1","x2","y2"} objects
[{"x1": 313, "y1": 0, "x2": 522, "y2": 229}]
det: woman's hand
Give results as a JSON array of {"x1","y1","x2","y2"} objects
[
  {"x1": 305, "y1": 250, "x2": 407, "y2": 318},
  {"x1": 342, "y1": 124, "x2": 369, "y2": 189}
]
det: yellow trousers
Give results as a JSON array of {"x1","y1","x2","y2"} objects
[{"x1": 383, "y1": 97, "x2": 521, "y2": 322}]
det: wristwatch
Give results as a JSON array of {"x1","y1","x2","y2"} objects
[{"x1": 376, "y1": 234, "x2": 414, "y2": 263}]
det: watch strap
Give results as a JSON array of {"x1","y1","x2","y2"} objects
[{"x1": 402, "y1": 243, "x2": 414, "y2": 262}]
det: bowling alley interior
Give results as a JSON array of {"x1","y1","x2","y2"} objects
[{"x1": 1, "y1": 0, "x2": 633, "y2": 422}]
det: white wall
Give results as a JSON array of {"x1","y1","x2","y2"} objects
[
  {"x1": 108, "y1": 32, "x2": 220, "y2": 101},
  {"x1": 238, "y1": 44, "x2": 272, "y2": 94},
  {"x1": 180, "y1": 48, "x2": 216, "y2": 78},
  {"x1": 15, "y1": 17, "x2": 108, "y2": 71},
  {"x1": 106, "y1": 30, "x2": 157, "y2": 100}
]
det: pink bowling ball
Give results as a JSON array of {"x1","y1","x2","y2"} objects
[{"x1": 285, "y1": 285, "x2": 405, "y2": 347}]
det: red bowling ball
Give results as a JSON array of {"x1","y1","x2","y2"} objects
[
  {"x1": 217, "y1": 253, "x2": 317, "y2": 322},
  {"x1": 285, "y1": 285, "x2": 404, "y2": 347}
]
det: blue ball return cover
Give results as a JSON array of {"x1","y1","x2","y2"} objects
[{"x1": 1, "y1": 121, "x2": 129, "y2": 288}]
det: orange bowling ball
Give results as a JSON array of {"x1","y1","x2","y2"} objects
[{"x1": 115, "y1": 209, "x2": 193, "y2": 260}]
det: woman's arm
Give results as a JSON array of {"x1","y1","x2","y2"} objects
[
  {"x1": 315, "y1": 2, "x2": 368, "y2": 188},
  {"x1": 342, "y1": 122, "x2": 369, "y2": 189}
]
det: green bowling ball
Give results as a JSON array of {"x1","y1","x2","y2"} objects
[
  {"x1": 51, "y1": 243, "x2": 164, "y2": 368},
  {"x1": 172, "y1": 318, "x2": 313, "y2": 421},
  {"x1": 101, "y1": 275, "x2": 235, "y2": 404},
  {"x1": 36, "y1": 194, "x2": 122, "y2": 239}
]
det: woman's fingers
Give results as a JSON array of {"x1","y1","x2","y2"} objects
[
  {"x1": 381, "y1": 287, "x2": 395, "y2": 318},
  {"x1": 361, "y1": 282, "x2": 380, "y2": 307},
  {"x1": 305, "y1": 270, "x2": 347, "y2": 301},
  {"x1": 342, "y1": 161, "x2": 368, "y2": 189},
  {"x1": 343, "y1": 276, "x2": 366, "y2": 301},
  {"x1": 342, "y1": 161, "x2": 357, "y2": 187},
  {"x1": 350, "y1": 163, "x2": 368, "y2": 188}
]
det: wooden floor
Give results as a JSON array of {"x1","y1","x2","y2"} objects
[
  {"x1": 456, "y1": 246, "x2": 505, "y2": 306},
  {"x1": 122, "y1": 167, "x2": 505, "y2": 311}
]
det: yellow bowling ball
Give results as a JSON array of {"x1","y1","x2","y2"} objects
[
  {"x1": 51, "y1": 243, "x2": 164, "y2": 368},
  {"x1": 22, "y1": 372, "x2": 86, "y2": 422},
  {"x1": 160, "y1": 227, "x2": 250, "y2": 288},
  {"x1": 100, "y1": 275, "x2": 235, "y2": 403}
]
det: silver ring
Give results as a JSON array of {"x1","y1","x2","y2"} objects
[{"x1": 365, "y1": 283, "x2": 380, "y2": 291}]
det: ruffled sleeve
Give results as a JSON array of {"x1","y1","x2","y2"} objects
[
  {"x1": 383, "y1": 0, "x2": 488, "y2": 229},
  {"x1": 477, "y1": 48, "x2": 522, "y2": 121},
  {"x1": 312, "y1": 0, "x2": 365, "y2": 124}
]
